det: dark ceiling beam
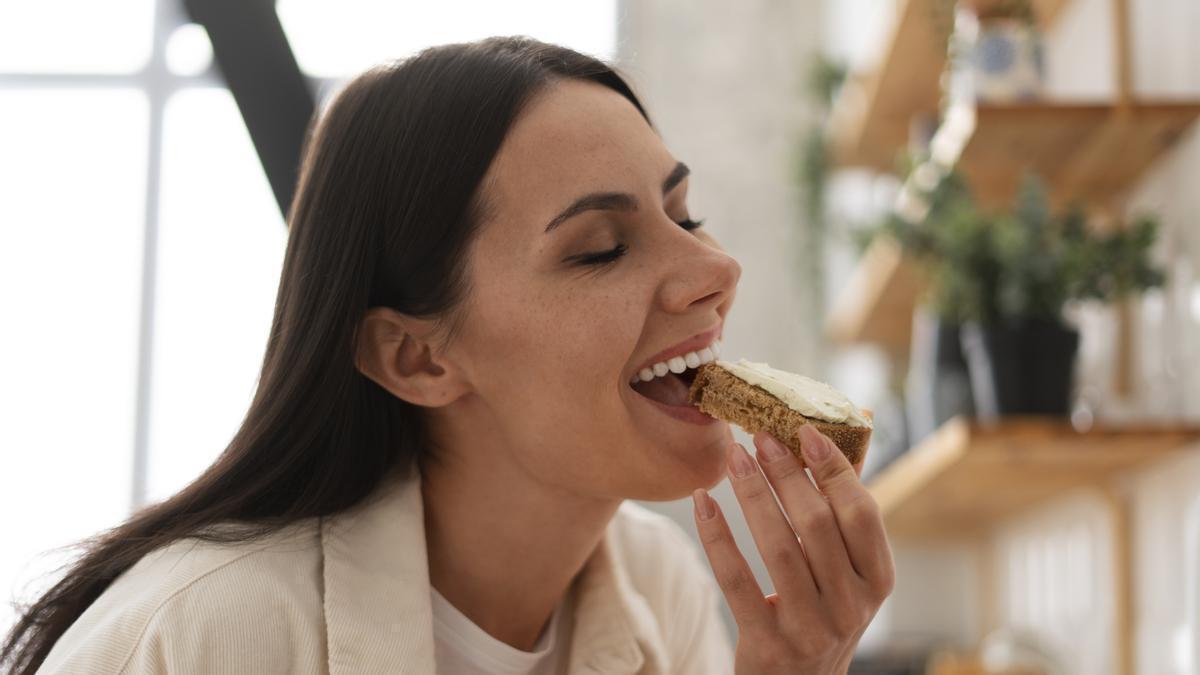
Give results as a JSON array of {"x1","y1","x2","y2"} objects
[{"x1": 182, "y1": 0, "x2": 315, "y2": 221}]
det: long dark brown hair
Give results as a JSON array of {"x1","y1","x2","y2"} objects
[{"x1": 2, "y1": 36, "x2": 651, "y2": 674}]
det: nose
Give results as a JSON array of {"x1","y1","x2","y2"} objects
[{"x1": 657, "y1": 225, "x2": 742, "y2": 315}]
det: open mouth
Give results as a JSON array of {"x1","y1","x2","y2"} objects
[{"x1": 630, "y1": 367, "x2": 700, "y2": 407}]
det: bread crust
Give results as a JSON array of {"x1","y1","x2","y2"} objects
[{"x1": 688, "y1": 362, "x2": 871, "y2": 466}]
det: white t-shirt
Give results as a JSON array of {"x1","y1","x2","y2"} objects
[{"x1": 431, "y1": 586, "x2": 574, "y2": 675}]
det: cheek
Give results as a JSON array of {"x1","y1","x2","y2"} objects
[
  {"x1": 487, "y1": 267, "x2": 638, "y2": 377},
  {"x1": 466, "y1": 275, "x2": 635, "y2": 415},
  {"x1": 470, "y1": 285, "x2": 646, "y2": 450}
]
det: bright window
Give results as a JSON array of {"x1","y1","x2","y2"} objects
[
  {"x1": 146, "y1": 88, "x2": 286, "y2": 504},
  {"x1": 277, "y1": 0, "x2": 617, "y2": 77},
  {"x1": 0, "y1": 0, "x2": 155, "y2": 73},
  {"x1": 0, "y1": 88, "x2": 147, "y2": 629}
]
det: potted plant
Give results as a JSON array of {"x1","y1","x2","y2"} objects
[{"x1": 876, "y1": 169, "x2": 1165, "y2": 419}]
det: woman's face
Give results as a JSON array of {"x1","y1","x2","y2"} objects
[{"x1": 433, "y1": 78, "x2": 741, "y2": 501}]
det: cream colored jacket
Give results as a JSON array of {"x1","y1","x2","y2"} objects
[{"x1": 37, "y1": 469, "x2": 735, "y2": 674}]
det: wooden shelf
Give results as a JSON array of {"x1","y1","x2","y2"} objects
[
  {"x1": 830, "y1": 0, "x2": 1071, "y2": 171},
  {"x1": 824, "y1": 236, "x2": 925, "y2": 354},
  {"x1": 955, "y1": 102, "x2": 1200, "y2": 209},
  {"x1": 867, "y1": 416, "x2": 1200, "y2": 539}
]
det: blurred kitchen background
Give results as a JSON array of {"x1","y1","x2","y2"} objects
[{"x1": 2, "y1": 1, "x2": 1198, "y2": 673}]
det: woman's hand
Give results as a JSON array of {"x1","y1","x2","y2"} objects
[{"x1": 692, "y1": 424, "x2": 895, "y2": 674}]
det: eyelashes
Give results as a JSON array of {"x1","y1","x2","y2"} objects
[
  {"x1": 578, "y1": 243, "x2": 628, "y2": 266},
  {"x1": 576, "y1": 217, "x2": 706, "y2": 267}
]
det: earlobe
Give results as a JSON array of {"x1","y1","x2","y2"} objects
[{"x1": 354, "y1": 307, "x2": 469, "y2": 407}]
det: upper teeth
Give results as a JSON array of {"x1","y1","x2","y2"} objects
[{"x1": 629, "y1": 340, "x2": 722, "y2": 385}]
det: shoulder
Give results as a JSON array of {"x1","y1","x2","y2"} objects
[{"x1": 39, "y1": 519, "x2": 327, "y2": 674}]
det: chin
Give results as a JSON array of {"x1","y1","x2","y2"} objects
[{"x1": 625, "y1": 443, "x2": 729, "y2": 502}]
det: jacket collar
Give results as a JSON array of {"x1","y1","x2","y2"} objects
[
  {"x1": 320, "y1": 468, "x2": 668, "y2": 675},
  {"x1": 320, "y1": 467, "x2": 435, "y2": 674}
]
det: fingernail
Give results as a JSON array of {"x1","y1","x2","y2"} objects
[
  {"x1": 756, "y1": 431, "x2": 789, "y2": 461},
  {"x1": 693, "y1": 489, "x2": 715, "y2": 521},
  {"x1": 727, "y1": 443, "x2": 757, "y2": 478},
  {"x1": 800, "y1": 424, "x2": 830, "y2": 463}
]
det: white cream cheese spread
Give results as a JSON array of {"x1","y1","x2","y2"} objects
[{"x1": 714, "y1": 358, "x2": 872, "y2": 428}]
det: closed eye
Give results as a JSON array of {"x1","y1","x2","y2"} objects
[{"x1": 571, "y1": 217, "x2": 706, "y2": 267}]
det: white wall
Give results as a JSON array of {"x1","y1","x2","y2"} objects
[
  {"x1": 1130, "y1": 451, "x2": 1200, "y2": 675},
  {"x1": 990, "y1": 490, "x2": 1118, "y2": 673}
]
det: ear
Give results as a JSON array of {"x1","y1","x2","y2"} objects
[{"x1": 354, "y1": 306, "x2": 471, "y2": 407}]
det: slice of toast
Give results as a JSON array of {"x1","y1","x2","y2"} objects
[{"x1": 688, "y1": 362, "x2": 871, "y2": 466}]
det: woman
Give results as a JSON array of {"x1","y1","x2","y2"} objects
[{"x1": 2, "y1": 36, "x2": 893, "y2": 674}]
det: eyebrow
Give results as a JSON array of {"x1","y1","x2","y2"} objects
[{"x1": 543, "y1": 161, "x2": 691, "y2": 234}]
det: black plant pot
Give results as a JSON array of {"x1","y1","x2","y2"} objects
[{"x1": 960, "y1": 318, "x2": 1080, "y2": 420}]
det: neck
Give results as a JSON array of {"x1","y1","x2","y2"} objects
[{"x1": 420, "y1": 416, "x2": 621, "y2": 651}]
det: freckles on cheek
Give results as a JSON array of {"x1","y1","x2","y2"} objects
[
  {"x1": 470, "y1": 285, "x2": 569, "y2": 390},
  {"x1": 558, "y1": 298, "x2": 639, "y2": 388},
  {"x1": 460, "y1": 286, "x2": 535, "y2": 388}
]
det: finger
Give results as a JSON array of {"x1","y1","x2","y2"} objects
[
  {"x1": 692, "y1": 488, "x2": 775, "y2": 634},
  {"x1": 752, "y1": 430, "x2": 854, "y2": 599},
  {"x1": 724, "y1": 441, "x2": 819, "y2": 603},
  {"x1": 798, "y1": 424, "x2": 894, "y2": 597}
]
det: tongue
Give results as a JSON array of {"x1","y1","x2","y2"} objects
[{"x1": 631, "y1": 371, "x2": 693, "y2": 407}]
